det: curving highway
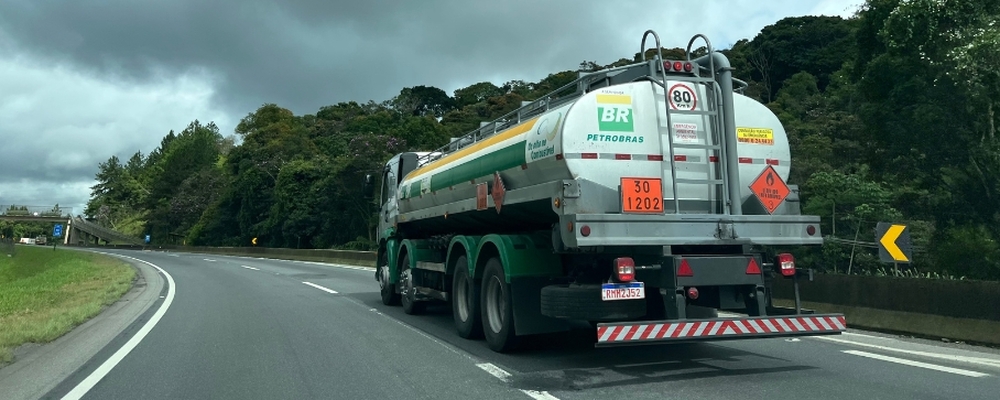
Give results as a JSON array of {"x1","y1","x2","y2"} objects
[{"x1": 4, "y1": 249, "x2": 999, "y2": 400}]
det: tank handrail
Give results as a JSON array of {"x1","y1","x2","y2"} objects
[
  {"x1": 731, "y1": 77, "x2": 748, "y2": 93},
  {"x1": 685, "y1": 34, "x2": 715, "y2": 63},
  {"x1": 416, "y1": 58, "x2": 666, "y2": 167},
  {"x1": 412, "y1": 31, "x2": 722, "y2": 174},
  {"x1": 639, "y1": 30, "x2": 665, "y2": 63}
]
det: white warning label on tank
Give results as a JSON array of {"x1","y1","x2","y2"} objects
[{"x1": 672, "y1": 122, "x2": 698, "y2": 143}]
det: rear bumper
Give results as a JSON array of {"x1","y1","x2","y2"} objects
[
  {"x1": 566, "y1": 213, "x2": 823, "y2": 247},
  {"x1": 595, "y1": 314, "x2": 845, "y2": 347}
]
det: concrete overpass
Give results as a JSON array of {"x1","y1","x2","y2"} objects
[
  {"x1": 68, "y1": 216, "x2": 142, "y2": 245},
  {"x1": 1, "y1": 205, "x2": 141, "y2": 245},
  {"x1": 1, "y1": 204, "x2": 73, "y2": 222}
]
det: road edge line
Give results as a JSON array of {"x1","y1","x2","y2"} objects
[{"x1": 60, "y1": 254, "x2": 176, "y2": 400}]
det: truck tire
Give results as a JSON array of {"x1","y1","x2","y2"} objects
[
  {"x1": 400, "y1": 253, "x2": 425, "y2": 315},
  {"x1": 481, "y1": 257, "x2": 518, "y2": 352},
  {"x1": 378, "y1": 251, "x2": 400, "y2": 306},
  {"x1": 452, "y1": 256, "x2": 482, "y2": 339},
  {"x1": 540, "y1": 284, "x2": 646, "y2": 321}
]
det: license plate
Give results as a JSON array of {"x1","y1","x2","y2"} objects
[
  {"x1": 621, "y1": 177, "x2": 664, "y2": 214},
  {"x1": 601, "y1": 282, "x2": 645, "y2": 301}
]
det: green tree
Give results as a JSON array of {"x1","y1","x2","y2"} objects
[
  {"x1": 454, "y1": 82, "x2": 503, "y2": 108},
  {"x1": 390, "y1": 86, "x2": 456, "y2": 118},
  {"x1": 746, "y1": 16, "x2": 860, "y2": 102}
]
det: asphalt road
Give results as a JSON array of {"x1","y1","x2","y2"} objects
[{"x1": 33, "y1": 249, "x2": 1000, "y2": 400}]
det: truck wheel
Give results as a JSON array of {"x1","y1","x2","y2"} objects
[
  {"x1": 452, "y1": 256, "x2": 482, "y2": 339},
  {"x1": 378, "y1": 251, "x2": 400, "y2": 306},
  {"x1": 400, "y1": 254, "x2": 425, "y2": 315},
  {"x1": 540, "y1": 284, "x2": 646, "y2": 321},
  {"x1": 481, "y1": 257, "x2": 518, "y2": 352}
]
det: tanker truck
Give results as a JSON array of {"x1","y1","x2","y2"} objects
[{"x1": 364, "y1": 31, "x2": 846, "y2": 352}]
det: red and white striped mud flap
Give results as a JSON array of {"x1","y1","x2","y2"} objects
[{"x1": 595, "y1": 314, "x2": 846, "y2": 347}]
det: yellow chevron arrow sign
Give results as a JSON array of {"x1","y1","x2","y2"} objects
[{"x1": 876, "y1": 222, "x2": 912, "y2": 263}]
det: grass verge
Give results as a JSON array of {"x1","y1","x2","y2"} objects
[{"x1": 0, "y1": 246, "x2": 135, "y2": 364}]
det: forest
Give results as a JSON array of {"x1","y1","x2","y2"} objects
[{"x1": 83, "y1": 0, "x2": 1000, "y2": 280}]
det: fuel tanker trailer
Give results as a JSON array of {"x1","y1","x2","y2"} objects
[{"x1": 363, "y1": 31, "x2": 845, "y2": 352}]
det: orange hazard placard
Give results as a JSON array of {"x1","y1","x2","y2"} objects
[
  {"x1": 749, "y1": 165, "x2": 790, "y2": 214},
  {"x1": 621, "y1": 177, "x2": 664, "y2": 213}
]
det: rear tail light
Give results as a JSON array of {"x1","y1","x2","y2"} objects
[
  {"x1": 676, "y1": 258, "x2": 693, "y2": 277},
  {"x1": 663, "y1": 61, "x2": 696, "y2": 74},
  {"x1": 615, "y1": 257, "x2": 635, "y2": 282},
  {"x1": 687, "y1": 287, "x2": 699, "y2": 299},
  {"x1": 778, "y1": 253, "x2": 796, "y2": 277}
]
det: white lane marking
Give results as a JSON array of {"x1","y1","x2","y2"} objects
[
  {"x1": 520, "y1": 390, "x2": 560, "y2": 400},
  {"x1": 358, "y1": 302, "x2": 477, "y2": 360},
  {"x1": 203, "y1": 258, "x2": 216, "y2": 262},
  {"x1": 476, "y1": 363, "x2": 512, "y2": 381},
  {"x1": 814, "y1": 336, "x2": 1000, "y2": 369},
  {"x1": 62, "y1": 253, "x2": 176, "y2": 400},
  {"x1": 164, "y1": 252, "x2": 375, "y2": 272},
  {"x1": 842, "y1": 331, "x2": 895, "y2": 340},
  {"x1": 615, "y1": 360, "x2": 680, "y2": 368},
  {"x1": 300, "y1": 261, "x2": 372, "y2": 271},
  {"x1": 240, "y1": 265, "x2": 260, "y2": 271},
  {"x1": 302, "y1": 281, "x2": 338, "y2": 294},
  {"x1": 476, "y1": 363, "x2": 561, "y2": 399},
  {"x1": 843, "y1": 350, "x2": 989, "y2": 378}
]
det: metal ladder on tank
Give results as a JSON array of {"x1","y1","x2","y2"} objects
[{"x1": 641, "y1": 30, "x2": 732, "y2": 215}]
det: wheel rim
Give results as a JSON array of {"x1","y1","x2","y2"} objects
[
  {"x1": 485, "y1": 276, "x2": 505, "y2": 334},
  {"x1": 401, "y1": 268, "x2": 412, "y2": 304},
  {"x1": 378, "y1": 266, "x2": 390, "y2": 290},
  {"x1": 456, "y1": 275, "x2": 469, "y2": 321}
]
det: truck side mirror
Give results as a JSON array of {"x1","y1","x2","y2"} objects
[{"x1": 363, "y1": 174, "x2": 375, "y2": 199}]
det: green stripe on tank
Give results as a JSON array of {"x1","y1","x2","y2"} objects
[
  {"x1": 429, "y1": 141, "x2": 526, "y2": 192},
  {"x1": 408, "y1": 182, "x2": 421, "y2": 199}
]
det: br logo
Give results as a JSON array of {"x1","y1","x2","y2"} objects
[{"x1": 596, "y1": 94, "x2": 634, "y2": 132}]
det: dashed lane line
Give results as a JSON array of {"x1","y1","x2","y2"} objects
[
  {"x1": 813, "y1": 335, "x2": 1000, "y2": 369},
  {"x1": 843, "y1": 350, "x2": 989, "y2": 378},
  {"x1": 302, "y1": 281, "x2": 338, "y2": 294},
  {"x1": 476, "y1": 362, "x2": 561, "y2": 399}
]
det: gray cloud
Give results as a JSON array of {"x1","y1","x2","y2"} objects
[
  {"x1": 0, "y1": 0, "x2": 848, "y2": 115},
  {"x1": 0, "y1": 0, "x2": 857, "y2": 213}
]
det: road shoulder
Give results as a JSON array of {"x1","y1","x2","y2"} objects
[{"x1": 0, "y1": 250, "x2": 165, "y2": 400}]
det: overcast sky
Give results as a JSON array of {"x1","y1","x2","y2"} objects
[{"x1": 0, "y1": 0, "x2": 860, "y2": 216}]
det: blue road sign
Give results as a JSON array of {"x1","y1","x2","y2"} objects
[
  {"x1": 145, "y1": 234, "x2": 151, "y2": 244},
  {"x1": 53, "y1": 224, "x2": 63, "y2": 238}
]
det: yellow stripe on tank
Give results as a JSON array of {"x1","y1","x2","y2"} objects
[
  {"x1": 595, "y1": 94, "x2": 632, "y2": 105},
  {"x1": 404, "y1": 117, "x2": 539, "y2": 180}
]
